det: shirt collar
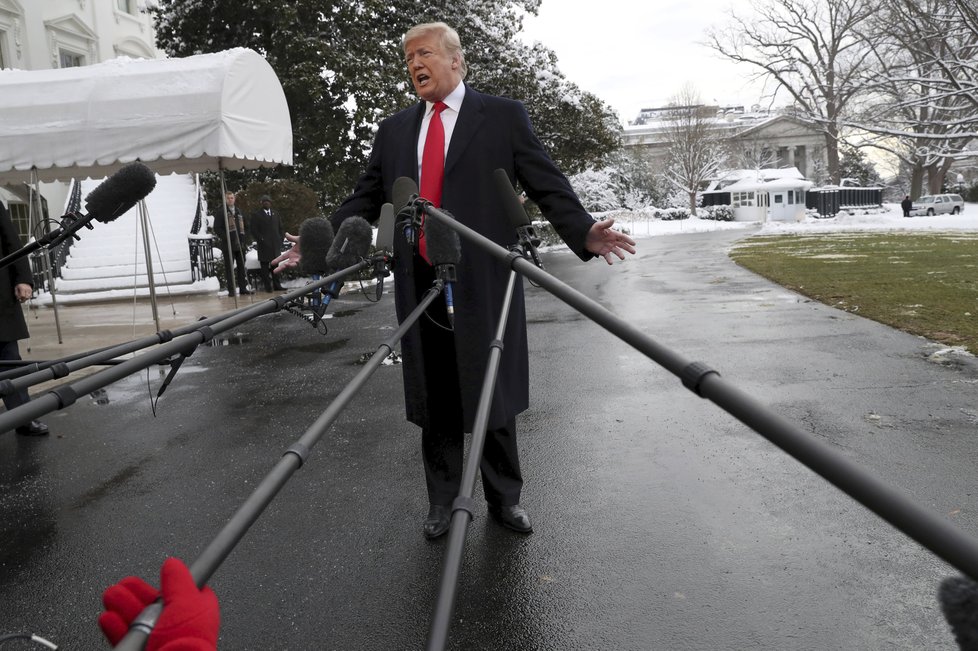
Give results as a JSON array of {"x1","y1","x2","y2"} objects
[{"x1": 426, "y1": 81, "x2": 465, "y2": 115}]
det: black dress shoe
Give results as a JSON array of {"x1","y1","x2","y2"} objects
[
  {"x1": 423, "y1": 505, "x2": 451, "y2": 539},
  {"x1": 489, "y1": 504, "x2": 533, "y2": 534},
  {"x1": 16, "y1": 420, "x2": 49, "y2": 436},
  {"x1": 239, "y1": 288, "x2": 254, "y2": 295}
]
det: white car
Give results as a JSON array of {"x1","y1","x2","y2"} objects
[{"x1": 910, "y1": 194, "x2": 965, "y2": 216}]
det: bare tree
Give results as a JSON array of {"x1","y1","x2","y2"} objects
[
  {"x1": 707, "y1": 0, "x2": 878, "y2": 184},
  {"x1": 661, "y1": 86, "x2": 728, "y2": 216},
  {"x1": 852, "y1": 0, "x2": 978, "y2": 196},
  {"x1": 731, "y1": 141, "x2": 781, "y2": 172}
]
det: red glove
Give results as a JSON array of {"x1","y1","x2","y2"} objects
[{"x1": 99, "y1": 557, "x2": 219, "y2": 651}]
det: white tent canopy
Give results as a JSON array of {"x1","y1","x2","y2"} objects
[{"x1": 0, "y1": 48, "x2": 292, "y2": 183}]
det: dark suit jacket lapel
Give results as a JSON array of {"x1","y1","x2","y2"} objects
[
  {"x1": 397, "y1": 103, "x2": 426, "y2": 185},
  {"x1": 445, "y1": 85, "x2": 485, "y2": 176}
]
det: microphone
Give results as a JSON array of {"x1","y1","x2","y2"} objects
[
  {"x1": 297, "y1": 218, "x2": 335, "y2": 306},
  {"x1": 322, "y1": 216, "x2": 373, "y2": 306},
  {"x1": 938, "y1": 575, "x2": 978, "y2": 649},
  {"x1": 85, "y1": 162, "x2": 158, "y2": 222},
  {"x1": 424, "y1": 208, "x2": 461, "y2": 327},
  {"x1": 393, "y1": 176, "x2": 420, "y2": 249},
  {"x1": 47, "y1": 162, "x2": 158, "y2": 248},
  {"x1": 374, "y1": 203, "x2": 395, "y2": 300},
  {"x1": 492, "y1": 168, "x2": 543, "y2": 269}
]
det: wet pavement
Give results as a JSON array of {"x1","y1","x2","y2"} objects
[{"x1": 2, "y1": 228, "x2": 976, "y2": 650}]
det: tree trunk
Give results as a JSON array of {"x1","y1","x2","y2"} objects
[
  {"x1": 689, "y1": 191, "x2": 698, "y2": 216},
  {"x1": 824, "y1": 131, "x2": 841, "y2": 185},
  {"x1": 910, "y1": 163, "x2": 925, "y2": 199},
  {"x1": 926, "y1": 163, "x2": 943, "y2": 194}
]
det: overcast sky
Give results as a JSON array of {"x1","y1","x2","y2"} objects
[{"x1": 519, "y1": 0, "x2": 770, "y2": 126}]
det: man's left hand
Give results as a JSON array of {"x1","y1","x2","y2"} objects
[
  {"x1": 585, "y1": 218, "x2": 636, "y2": 265},
  {"x1": 14, "y1": 283, "x2": 31, "y2": 303}
]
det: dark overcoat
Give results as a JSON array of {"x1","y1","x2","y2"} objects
[
  {"x1": 0, "y1": 202, "x2": 32, "y2": 342},
  {"x1": 248, "y1": 208, "x2": 283, "y2": 261},
  {"x1": 329, "y1": 85, "x2": 595, "y2": 432}
]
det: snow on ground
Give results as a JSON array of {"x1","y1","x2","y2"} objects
[{"x1": 596, "y1": 202, "x2": 978, "y2": 240}]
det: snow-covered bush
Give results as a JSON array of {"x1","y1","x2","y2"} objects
[
  {"x1": 703, "y1": 205, "x2": 734, "y2": 221},
  {"x1": 659, "y1": 207, "x2": 691, "y2": 221},
  {"x1": 568, "y1": 168, "x2": 623, "y2": 212}
]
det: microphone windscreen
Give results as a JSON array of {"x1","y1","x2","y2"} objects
[
  {"x1": 376, "y1": 203, "x2": 395, "y2": 252},
  {"x1": 85, "y1": 162, "x2": 158, "y2": 223},
  {"x1": 326, "y1": 216, "x2": 373, "y2": 271},
  {"x1": 298, "y1": 217, "x2": 335, "y2": 276},
  {"x1": 939, "y1": 575, "x2": 978, "y2": 649},
  {"x1": 393, "y1": 176, "x2": 418, "y2": 213},
  {"x1": 493, "y1": 168, "x2": 531, "y2": 228},
  {"x1": 425, "y1": 210, "x2": 461, "y2": 266}
]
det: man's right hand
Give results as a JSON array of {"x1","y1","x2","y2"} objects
[{"x1": 270, "y1": 233, "x2": 301, "y2": 274}]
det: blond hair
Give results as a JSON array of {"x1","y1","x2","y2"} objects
[{"x1": 403, "y1": 22, "x2": 467, "y2": 79}]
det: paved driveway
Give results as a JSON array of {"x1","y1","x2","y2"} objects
[{"x1": 1, "y1": 228, "x2": 975, "y2": 649}]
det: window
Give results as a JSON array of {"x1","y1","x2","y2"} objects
[
  {"x1": 731, "y1": 191, "x2": 755, "y2": 208},
  {"x1": 787, "y1": 190, "x2": 795, "y2": 205},
  {"x1": 7, "y1": 202, "x2": 30, "y2": 245},
  {"x1": 116, "y1": 0, "x2": 134, "y2": 13},
  {"x1": 773, "y1": 194, "x2": 783, "y2": 204},
  {"x1": 59, "y1": 49, "x2": 83, "y2": 67}
]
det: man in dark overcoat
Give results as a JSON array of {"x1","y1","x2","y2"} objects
[
  {"x1": 273, "y1": 22, "x2": 634, "y2": 538},
  {"x1": 0, "y1": 200, "x2": 48, "y2": 435},
  {"x1": 247, "y1": 194, "x2": 284, "y2": 292}
]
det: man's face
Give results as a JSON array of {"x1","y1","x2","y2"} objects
[
  {"x1": 261, "y1": 200, "x2": 271, "y2": 210},
  {"x1": 404, "y1": 34, "x2": 461, "y2": 103},
  {"x1": 226, "y1": 195, "x2": 235, "y2": 205}
]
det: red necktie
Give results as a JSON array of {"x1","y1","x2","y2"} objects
[{"x1": 419, "y1": 101, "x2": 448, "y2": 262}]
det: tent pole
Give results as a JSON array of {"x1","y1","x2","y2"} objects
[
  {"x1": 30, "y1": 169, "x2": 62, "y2": 344},
  {"x1": 138, "y1": 198, "x2": 161, "y2": 332},
  {"x1": 219, "y1": 161, "x2": 239, "y2": 307}
]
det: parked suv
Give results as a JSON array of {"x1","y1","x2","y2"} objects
[{"x1": 910, "y1": 194, "x2": 965, "y2": 216}]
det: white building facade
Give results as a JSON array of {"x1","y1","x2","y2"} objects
[{"x1": 0, "y1": 0, "x2": 160, "y2": 238}]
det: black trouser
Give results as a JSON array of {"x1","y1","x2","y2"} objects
[
  {"x1": 0, "y1": 340, "x2": 31, "y2": 412},
  {"x1": 220, "y1": 245, "x2": 248, "y2": 293},
  {"x1": 414, "y1": 257, "x2": 523, "y2": 507},
  {"x1": 258, "y1": 256, "x2": 284, "y2": 292}
]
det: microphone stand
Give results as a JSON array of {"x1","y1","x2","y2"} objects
[
  {"x1": 426, "y1": 267, "x2": 519, "y2": 651},
  {"x1": 0, "y1": 305, "x2": 253, "y2": 401},
  {"x1": 419, "y1": 203, "x2": 978, "y2": 599},
  {"x1": 114, "y1": 280, "x2": 446, "y2": 651},
  {"x1": 0, "y1": 263, "x2": 373, "y2": 435}
]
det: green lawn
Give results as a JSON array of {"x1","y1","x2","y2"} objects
[{"x1": 729, "y1": 231, "x2": 978, "y2": 354}]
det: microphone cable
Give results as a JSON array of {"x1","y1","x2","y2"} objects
[{"x1": 282, "y1": 296, "x2": 329, "y2": 335}]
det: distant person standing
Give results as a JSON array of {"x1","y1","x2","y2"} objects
[
  {"x1": 214, "y1": 192, "x2": 252, "y2": 296},
  {"x1": 901, "y1": 195, "x2": 913, "y2": 218},
  {"x1": 248, "y1": 194, "x2": 284, "y2": 292},
  {"x1": 0, "y1": 200, "x2": 48, "y2": 436}
]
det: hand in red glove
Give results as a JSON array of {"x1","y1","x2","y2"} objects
[{"x1": 99, "y1": 557, "x2": 219, "y2": 650}]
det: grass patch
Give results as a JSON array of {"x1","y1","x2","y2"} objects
[{"x1": 729, "y1": 232, "x2": 978, "y2": 354}]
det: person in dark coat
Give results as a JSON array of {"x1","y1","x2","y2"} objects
[
  {"x1": 901, "y1": 195, "x2": 913, "y2": 217},
  {"x1": 213, "y1": 192, "x2": 252, "y2": 296},
  {"x1": 272, "y1": 22, "x2": 634, "y2": 538},
  {"x1": 247, "y1": 195, "x2": 284, "y2": 292},
  {"x1": 0, "y1": 200, "x2": 48, "y2": 436}
]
